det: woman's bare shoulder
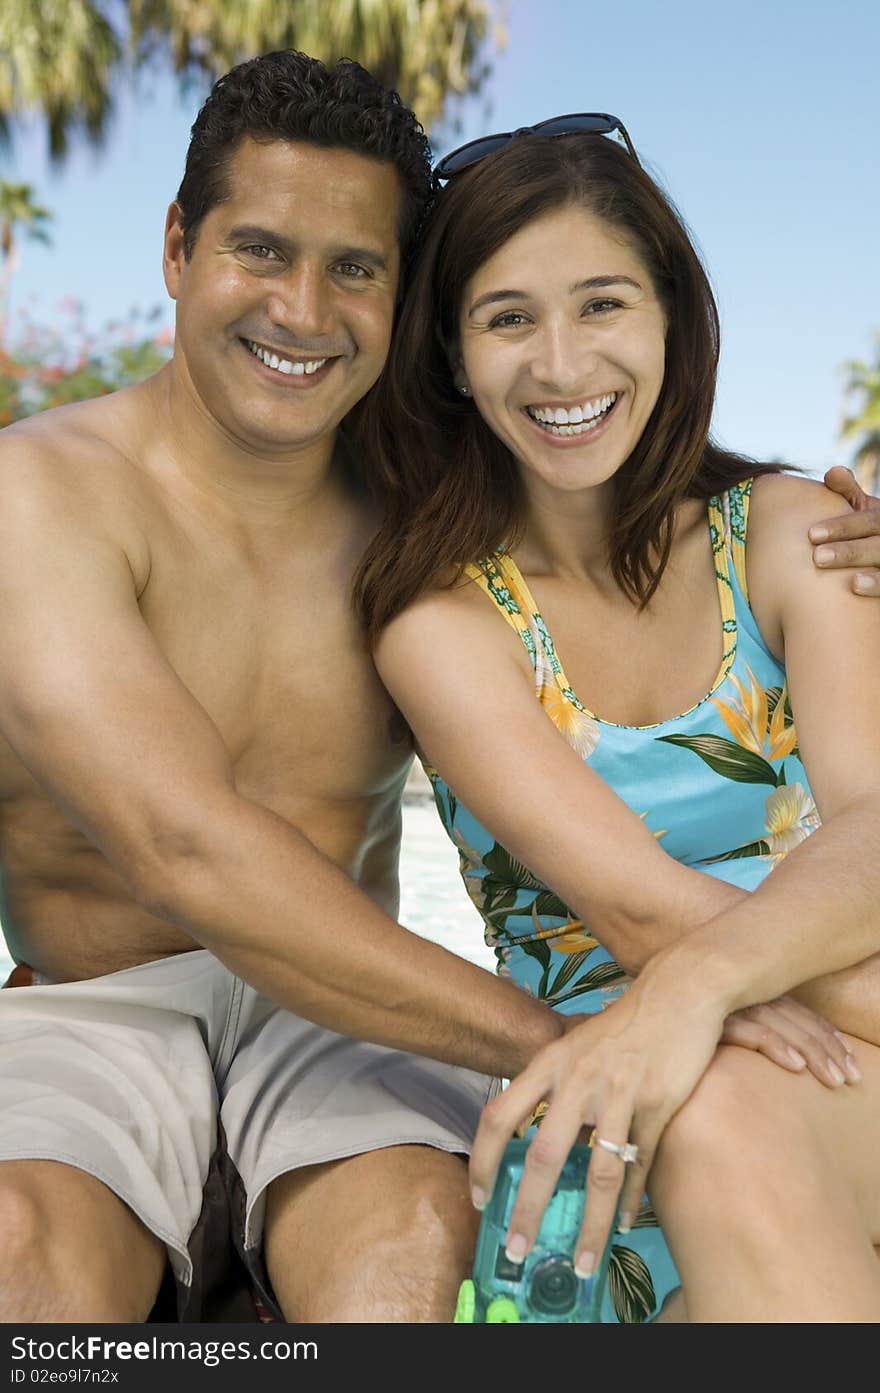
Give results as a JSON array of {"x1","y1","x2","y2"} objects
[
  {"x1": 748, "y1": 471, "x2": 851, "y2": 542},
  {"x1": 374, "y1": 562, "x2": 529, "y2": 694},
  {"x1": 379, "y1": 567, "x2": 497, "y2": 639},
  {"x1": 747, "y1": 473, "x2": 859, "y2": 650}
]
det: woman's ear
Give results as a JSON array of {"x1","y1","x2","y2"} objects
[{"x1": 448, "y1": 347, "x2": 471, "y2": 397}]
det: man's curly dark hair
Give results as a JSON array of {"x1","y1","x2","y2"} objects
[{"x1": 176, "y1": 50, "x2": 433, "y2": 267}]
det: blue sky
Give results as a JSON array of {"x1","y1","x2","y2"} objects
[{"x1": 5, "y1": 0, "x2": 879, "y2": 477}]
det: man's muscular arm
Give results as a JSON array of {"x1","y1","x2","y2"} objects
[{"x1": 0, "y1": 441, "x2": 562, "y2": 1076}]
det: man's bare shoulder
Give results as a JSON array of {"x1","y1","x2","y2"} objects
[
  {"x1": 0, "y1": 381, "x2": 154, "y2": 467},
  {"x1": 0, "y1": 384, "x2": 159, "y2": 535}
]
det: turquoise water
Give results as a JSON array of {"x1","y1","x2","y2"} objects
[
  {"x1": 399, "y1": 797, "x2": 494, "y2": 970},
  {"x1": 0, "y1": 798, "x2": 494, "y2": 981}
]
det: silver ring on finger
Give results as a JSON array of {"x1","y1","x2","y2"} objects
[{"x1": 589, "y1": 1128, "x2": 640, "y2": 1164}]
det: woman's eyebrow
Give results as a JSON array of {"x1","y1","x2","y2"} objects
[
  {"x1": 569, "y1": 274, "x2": 643, "y2": 293},
  {"x1": 468, "y1": 289, "x2": 528, "y2": 316},
  {"x1": 468, "y1": 274, "x2": 642, "y2": 317}
]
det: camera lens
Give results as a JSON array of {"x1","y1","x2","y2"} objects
[{"x1": 527, "y1": 1255, "x2": 579, "y2": 1317}]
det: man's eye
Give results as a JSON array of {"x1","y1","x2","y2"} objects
[
  {"x1": 242, "y1": 245, "x2": 280, "y2": 261},
  {"x1": 334, "y1": 262, "x2": 370, "y2": 279}
]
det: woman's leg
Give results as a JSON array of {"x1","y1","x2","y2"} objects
[{"x1": 649, "y1": 1034, "x2": 880, "y2": 1322}]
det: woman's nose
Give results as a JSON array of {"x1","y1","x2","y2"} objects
[{"x1": 529, "y1": 321, "x2": 596, "y2": 396}]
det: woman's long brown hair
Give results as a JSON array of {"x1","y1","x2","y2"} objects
[{"x1": 352, "y1": 133, "x2": 780, "y2": 642}]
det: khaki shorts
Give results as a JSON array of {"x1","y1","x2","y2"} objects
[{"x1": 0, "y1": 950, "x2": 495, "y2": 1316}]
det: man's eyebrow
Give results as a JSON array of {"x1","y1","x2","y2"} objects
[
  {"x1": 227, "y1": 225, "x2": 388, "y2": 271},
  {"x1": 228, "y1": 224, "x2": 292, "y2": 249},
  {"x1": 468, "y1": 274, "x2": 643, "y2": 317}
]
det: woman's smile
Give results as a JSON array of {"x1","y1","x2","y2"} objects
[{"x1": 522, "y1": 390, "x2": 620, "y2": 445}]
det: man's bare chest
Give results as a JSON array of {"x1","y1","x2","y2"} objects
[{"x1": 139, "y1": 548, "x2": 407, "y2": 806}]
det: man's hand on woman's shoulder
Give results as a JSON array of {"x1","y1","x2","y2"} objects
[{"x1": 811, "y1": 466, "x2": 880, "y2": 594}]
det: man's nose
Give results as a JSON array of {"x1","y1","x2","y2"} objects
[{"x1": 266, "y1": 263, "x2": 331, "y2": 341}]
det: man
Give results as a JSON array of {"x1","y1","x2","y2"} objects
[{"x1": 0, "y1": 51, "x2": 878, "y2": 1325}]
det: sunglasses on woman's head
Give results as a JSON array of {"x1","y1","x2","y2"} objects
[{"x1": 433, "y1": 112, "x2": 639, "y2": 182}]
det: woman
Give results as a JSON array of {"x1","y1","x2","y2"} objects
[{"x1": 353, "y1": 118, "x2": 880, "y2": 1321}]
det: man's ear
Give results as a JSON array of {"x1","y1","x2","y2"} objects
[{"x1": 162, "y1": 202, "x2": 187, "y2": 301}]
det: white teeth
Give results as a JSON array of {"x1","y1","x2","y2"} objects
[
  {"x1": 526, "y1": 392, "x2": 617, "y2": 433},
  {"x1": 246, "y1": 341, "x2": 328, "y2": 377},
  {"x1": 527, "y1": 392, "x2": 616, "y2": 426}
]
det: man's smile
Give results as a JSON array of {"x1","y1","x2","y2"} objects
[{"x1": 239, "y1": 336, "x2": 341, "y2": 387}]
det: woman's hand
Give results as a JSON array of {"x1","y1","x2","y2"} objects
[
  {"x1": 469, "y1": 961, "x2": 726, "y2": 1279},
  {"x1": 469, "y1": 980, "x2": 862, "y2": 1280},
  {"x1": 721, "y1": 995, "x2": 862, "y2": 1086}
]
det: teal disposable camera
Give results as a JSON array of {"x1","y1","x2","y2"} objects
[{"x1": 455, "y1": 1138, "x2": 612, "y2": 1323}]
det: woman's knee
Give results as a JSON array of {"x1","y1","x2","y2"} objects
[{"x1": 653, "y1": 1046, "x2": 811, "y2": 1194}]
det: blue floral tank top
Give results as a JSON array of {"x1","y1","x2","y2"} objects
[{"x1": 424, "y1": 479, "x2": 819, "y2": 1322}]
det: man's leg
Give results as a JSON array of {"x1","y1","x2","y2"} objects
[
  {"x1": 0, "y1": 1160, "x2": 166, "y2": 1322},
  {"x1": 650, "y1": 1037, "x2": 880, "y2": 1322},
  {"x1": 0, "y1": 957, "x2": 231, "y2": 1324},
  {"x1": 222, "y1": 999, "x2": 494, "y2": 1323},
  {"x1": 264, "y1": 1145, "x2": 479, "y2": 1322}
]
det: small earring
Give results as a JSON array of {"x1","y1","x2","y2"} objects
[{"x1": 458, "y1": 384, "x2": 470, "y2": 396}]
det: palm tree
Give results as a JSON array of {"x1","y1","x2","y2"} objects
[
  {"x1": 0, "y1": 182, "x2": 52, "y2": 342},
  {"x1": 841, "y1": 333, "x2": 880, "y2": 494},
  {"x1": 130, "y1": 0, "x2": 497, "y2": 130},
  {"x1": 0, "y1": 0, "x2": 120, "y2": 159},
  {"x1": 0, "y1": 0, "x2": 497, "y2": 159}
]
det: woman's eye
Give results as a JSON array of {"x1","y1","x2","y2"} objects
[
  {"x1": 489, "y1": 311, "x2": 530, "y2": 329},
  {"x1": 584, "y1": 298, "x2": 622, "y2": 315}
]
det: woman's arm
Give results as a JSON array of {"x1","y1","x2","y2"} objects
[
  {"x1": 375, "y1": 550, "x2": 878, "y2": 1018},
  {"x1": 794, "y1": 953, "x2": 880, "y2": 1046},
  {"x1": 648, "y1": 477, "x2": 880, "y2": 1016},
  {"x1": 466, "y1": 480, "x2": 880, "y2": 1263},
  {"x1": 375, "y1": 577, "x2": 870, "y2": 1073},
  {"x1": 375, "y1": 585, "x2": 739, "y2": 975}
]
